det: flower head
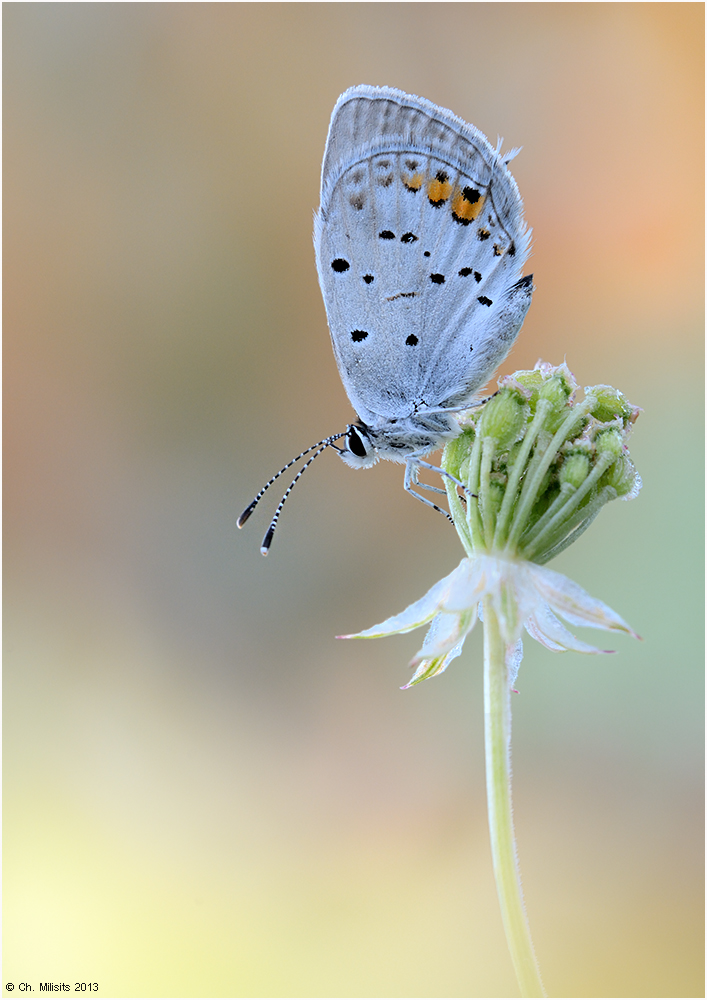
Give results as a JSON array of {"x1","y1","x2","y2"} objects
[{"x1": 340, "y1": 362, "x2": 641, "y2": 687}]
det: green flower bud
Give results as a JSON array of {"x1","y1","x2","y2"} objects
[
  {"x1": 479, "y1": 389, "x2": 527, "y2": 451},
  {"x1": 539, "y1": 373, "x2": 572, "y2": 406},
  {"x1": 512, "y1": 370, "x2": 545, "y2": 395},
  {"x1": 538, "y1": 375, "x2": 573, "y2": 432},
  {"x1": 559, "y1": 451, "x2": 591, "y2": 489},
  {"x1": 599, "y1": 454, "x2": 640, "y2": 498},
  {"x1": 586, "y1": 385, "x2": 636, "y2": 426},
  {"x1": 594, "y1": 428, "x2": 623, "y2": 458},
  {"x1": 443, "y1": 428, "x2": 474, "y2": 479},
  {"x1": 510, "y1": 371, "x2": 543, "y2": 414}
]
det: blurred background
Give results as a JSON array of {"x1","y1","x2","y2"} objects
[{"x1": 4, "y1": 4, "x2": 703, "y2": 998}]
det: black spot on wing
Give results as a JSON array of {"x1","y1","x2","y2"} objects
[
  {"x1": 458, "y1": 268, "x2": 483, "y2": 282},
  {"x1": 430, "y1": 274, "x2": 445, "y2": 284},
  {"x1": 362, "y1": 274, "x2": 374, "y2": 284},
  {"x1": 331, "y1": 259, "x2": 350, "y2": 272},
  {"x1": 379, "y1": 230, "x2": 395, "y2": 240},
  {"x1": 351, "y1": 330, "x2": 368, "y2": 342},
  {"x1": 478, "y1": 296, "x2": 492, "y2": 306},
  {"x1": 406, "y1": 334, "x2": 419, "y2": 346},
  {"x1": 401, "y1": 232, "x2": 418, "y2": 243}
]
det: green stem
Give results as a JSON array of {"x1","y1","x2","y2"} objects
[
  {"x1": 483, "y1": 599, "x2": 546, "y2": 998},
  {"x1": 444, "y1": 475, "x2": 474, "y2": 557},
  {"x1": 480, "y1": 437, "x2": 497, "y2": 548},
  {"x1": 465, "y1": 428, "x2": 485, "y2": 552}
]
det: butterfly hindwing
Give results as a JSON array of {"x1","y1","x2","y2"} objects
[{"x1": 314, "y1": 85, "x2": 531, "y2": 422}]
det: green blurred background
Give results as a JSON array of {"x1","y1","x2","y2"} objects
[{"x1": 4, "y1": 4, "x2": 703, "y2": 997}]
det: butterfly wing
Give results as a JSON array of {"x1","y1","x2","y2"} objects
[{"x1": 314, "y1": 85, "x2": 532, "y2": 423}]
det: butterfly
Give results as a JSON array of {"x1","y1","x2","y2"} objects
[{"x1": 240, "y1": 85, "x2": 532, "y2": 553}]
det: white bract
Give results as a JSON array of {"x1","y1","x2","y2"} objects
[{"x1": 341, "y1": 553, "x2": 639, "y2": 688}]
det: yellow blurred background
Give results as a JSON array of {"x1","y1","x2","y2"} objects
[{"x1": 4, "y1": 4, "x2": 703, "y2": 997}]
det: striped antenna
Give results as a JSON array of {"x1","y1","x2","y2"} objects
[{"x1": 237, "y1": 432, "x2": 346, "y2": 553}]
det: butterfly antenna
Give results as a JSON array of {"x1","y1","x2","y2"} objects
[
  {"x1": 237, "y1": 433, "x2": 345, "y2": 529},
  {"x1": 260, "y1": 437, "x2": 343, "y2": 555}
]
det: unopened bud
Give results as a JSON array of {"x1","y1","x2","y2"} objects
[
  {"x1": 479, "y1": 389, "x2": 527, "y2": 451},
  {"x1": 559, "y1": 451, "x2": 591, "y2": 489},
  {"x1": 599, "y1": 453, "x2": 641, "y2": 498},
  {"x1": 586, "y1": 385, "x2": 636, "y2": 426},
  {"x1": 594, "y1": 428, "x2": 623, "y2": 458},
  {"x1": 538, "y1": 375, "x2": 574, "y2": 432},
  {"x1": 443, "y1": 428, "x2": 474, "y2": 479}
]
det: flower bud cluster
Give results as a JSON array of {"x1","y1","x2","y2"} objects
[{"x1": 443, "y1": 362, "x2": 641, "y2": 565}]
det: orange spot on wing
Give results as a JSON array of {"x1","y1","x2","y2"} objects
[
  {"x1": 451, "y1": 191, "x2": 485, "y2": 223},
  {"x1": 402, "y1": 172, "x2": 424, "y2": 191},
  {"x1": 427, "y1": 177, "x2": 452, "y2": 204}
]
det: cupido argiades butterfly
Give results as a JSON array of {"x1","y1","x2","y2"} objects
[{"x1": 239, "y1": 85, "x2": 532, "y2": 553}]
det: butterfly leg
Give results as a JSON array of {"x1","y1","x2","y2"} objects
[
  {"x1": 413, "y1": 479, "x2": 448, "y2": 497},
  {"x1": 413, "y1": 458, "x2": 469, "y2": 496},
  {"x1": 403, "y1": 460, "x2": 455, "y2": 521},
  {"x1": 412, "y1": 477, "x2": 467, "y2": 508}
]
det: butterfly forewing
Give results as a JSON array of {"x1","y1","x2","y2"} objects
[{"x1": 314, "y1": 85, "x2": 531, "y2": 422}]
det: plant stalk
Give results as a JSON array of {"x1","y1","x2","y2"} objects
[{"x1": 483, "y1": 599, "x2": 546, "y2": 998}]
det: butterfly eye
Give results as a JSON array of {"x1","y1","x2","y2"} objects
[{"x1": 346, "y1": 427, "x2": 368, "y2": 458}]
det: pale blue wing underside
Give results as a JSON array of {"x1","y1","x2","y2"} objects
[{"x1": 314, "y1": 85, "x2": 532, "y2": 423}]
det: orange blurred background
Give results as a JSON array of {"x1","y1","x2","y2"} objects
[{"x1": 4, "y1": 4, "x2": 703, "y2": 997}]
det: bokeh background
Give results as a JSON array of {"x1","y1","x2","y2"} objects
[{"x1": 4, "y1": 4, "x2": 703, "y2": 998}]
